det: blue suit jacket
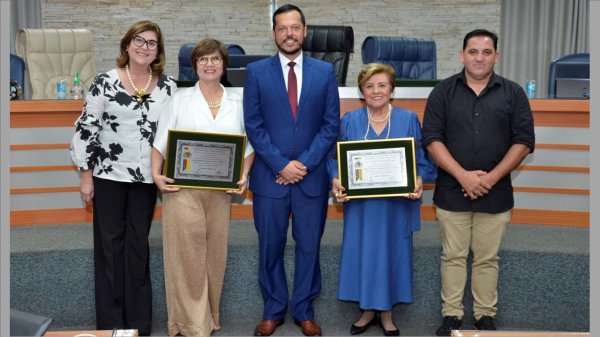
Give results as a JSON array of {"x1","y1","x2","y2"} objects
[{"x1": 243, "y1": 54, "x2": 340, "y2": 198}]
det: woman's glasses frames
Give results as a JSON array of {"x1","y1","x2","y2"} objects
[
  {"x1": 198, "y1": 56, "x2": 223, "y2": 66},
  {"x1": 132, "y1": 35, "x2": 159, "y2": 51}
]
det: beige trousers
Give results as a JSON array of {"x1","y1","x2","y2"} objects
[
  {"x1": 162, "y1": 189, "x2": 231, "y2": 337},
  {"x1": 436, "y1": 207, "x2": 510, "y2": 320}
]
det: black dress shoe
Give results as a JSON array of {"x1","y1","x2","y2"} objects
[
  {"x1": 378, "y1": 317, "x2": 400, "y2": 336},
  {"x1": 474, "y1": 316, "x2": 496, "y2": 330},
  {"x1": 350, "y1": 314, "x2": 378, "y2": 335},
  {"x1": 435, "y1": 316, "x2": 462, "y2": 336}
]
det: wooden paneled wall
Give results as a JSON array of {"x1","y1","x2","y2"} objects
[{"x1": 9, "y1": 98, "x2": 589, "y2": 227}]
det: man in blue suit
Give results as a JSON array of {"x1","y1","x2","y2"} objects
[{"x1": 243, "y1": 4, "x2": 340, "y2": 337}]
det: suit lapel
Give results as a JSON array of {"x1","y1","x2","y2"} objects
[
  {"x1": 268, "y1": 55, "x2": 295, "y2": 122},
  {"x1": 298, "y1": 56, "x2": 313, "y2": 113}
]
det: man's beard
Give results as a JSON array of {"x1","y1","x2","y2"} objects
[{"x1": 276, "y1": 40, "x2": 302, "y2": 56}]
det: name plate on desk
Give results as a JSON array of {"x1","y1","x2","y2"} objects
[
  {"x1": 165, "y1": 130, "x2": 246, "y2": 191},
  {"x1": 337, "y1": 138, "x2": 416, "y2": 199}
]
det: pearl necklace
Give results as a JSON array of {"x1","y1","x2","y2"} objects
[
  {"x1": 206, "y1": 89, "x2": 223, "y2": 109},
  {"x1": 368, "y1": 103, "x2": 391, "y2": 122},
  {"x1": 364, "y1": 104, "x2": 392, "y2": 140},
  {"x1": 126, "y1": 64, "x2": 152, "y2": 104}
]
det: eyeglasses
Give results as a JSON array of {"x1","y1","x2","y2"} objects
[
  {"x1": 197, "y1": 55, "x2": 223, "y2": 66},
  {"x1": 132, "y1": 35, "x2": 159, "y2": 51}
]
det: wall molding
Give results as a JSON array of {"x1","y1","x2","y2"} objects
[{"x1": 10, "y1": 205, "x2": 589, "y2": 228}]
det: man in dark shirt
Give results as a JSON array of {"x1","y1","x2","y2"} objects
[{"x1": 422, "y1": 29, "x2": 535, "y2": 336}]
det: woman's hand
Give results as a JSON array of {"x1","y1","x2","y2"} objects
[
  {"x1": 404, "y1": 176, "x2": 423, "y2": 200},
  {"x1": 227, "y1": 175, "x2": 248, "y2": 195},
  {"x1": 151, "y1": 148, "x2": 179, "y2": 193},
  {"x1": 331, "y1": 178, "x2": 348, "y2": 203},
  {"x1": 79, "y1": 170, "x2": 94, "y2": 204},
  {"x1": 153, "y1": 173, "x2": 180, "y2": 194}
]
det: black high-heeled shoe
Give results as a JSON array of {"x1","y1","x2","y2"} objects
[
  {"x1": 350, "y1": 313, "x2": 379, "y2": 335},
  {"x1": 378, "y1": 316, "x2": 400, "y2": 336}
]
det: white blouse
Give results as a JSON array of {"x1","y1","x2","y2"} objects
[
  {"x1": 154, "y1": 83, "x2": 254, "y2": 159},
  {"x1": 70, "y1": 69, "x2": 177, "y2": 183}
]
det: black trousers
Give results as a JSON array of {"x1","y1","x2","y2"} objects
[{"x1": 92, "y1": 177, "x2": 157, "y2": 336}]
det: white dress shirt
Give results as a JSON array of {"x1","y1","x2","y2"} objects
[
  {"x1": 154, "y1": 83, "x2": 254, "y2": 159},
  {"x1": 278, "y1": 52, "x2": 303, "y2": 103}
]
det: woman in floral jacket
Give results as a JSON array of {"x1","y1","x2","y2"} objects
[{"x1": 70, "y1": 20, "x2": 176, "y2": 336}]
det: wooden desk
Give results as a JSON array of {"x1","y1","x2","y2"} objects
[
  {"x1": 451, "y1": 330, "x2": 589, "y2": 337},
  {"x1": 9, "y1": 98, "x2": 590, "y2": 227},
  {"x1": 10, "y1": 98, "x2": 590, "y2": 128}
]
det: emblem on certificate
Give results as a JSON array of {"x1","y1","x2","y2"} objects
[
  {"x1": 337, "y1": 138, "x2": 417, "y2": 199},
  {"x1": 164, "y1": 129, "x2": 246, "y2": 190}
]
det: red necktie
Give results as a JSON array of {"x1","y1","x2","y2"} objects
[{"x1": 288, "y1": 61, "x2": 297, "y2": 118}]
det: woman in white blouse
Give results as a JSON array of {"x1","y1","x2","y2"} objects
[
  {"x1": 152, "y1": 38, "x2": 255, "y2": 337},
  {"x1": 70, "y1": 20, "x2": 177, "y2": 336}
]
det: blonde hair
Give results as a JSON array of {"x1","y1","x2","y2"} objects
[{"x1": 357, "y1": 63, "x2": 396, "y2": 94}]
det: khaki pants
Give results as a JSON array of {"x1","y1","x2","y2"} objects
[
  {"x1": 162, "y1": 189, "x2": 231, "y2": 337},
  {"x1": 436, "y1": 207, "x2": 510, "y2": 320}
]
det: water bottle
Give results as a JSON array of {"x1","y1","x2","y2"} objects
[
  {"x1": 525, "y1": 80, "x2": 536, "y2": 99},
  {"x1": 70, "y1": 71, "x2": 84, "y2": 100},
  {"x1": 57, "y1": 79, "x2": 67, "y2": 99}
]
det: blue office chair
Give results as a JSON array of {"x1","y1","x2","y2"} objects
[
  {"x1": 10, "y1": 53, "x2": 26, "y2": 87},
  {"x1": 178, "y1": 43, "x2": 249, "y2": 81},
  {"x1": 361, "y1": 36, "x2": 436, "y2": 79},
  {"x1": 10, "y1": 54, "x2": 26, "y2": 99},
  {"x1": 225, "y1": 44, "x2": 246, "y2": 55},
  {"x1": 177, "y1": 43, "x2": 197, "y2": 81},
  {"x1": 547, "y1": 52, "x2": 589, "y2": 98}
]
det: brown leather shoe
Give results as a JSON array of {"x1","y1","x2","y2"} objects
[
  {"x1": 295, "y1": 320, "x2": 322, "y2": 336},
  {"x1": 254, "y1": 319, "x2": 284, "y2": 336}
]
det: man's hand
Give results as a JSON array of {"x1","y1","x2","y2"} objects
[
  {"x1": 276, "y1": 160, "x2": 307, "y2": 185},
  {"x1": 457, "y1": 170, "x2": 491, "y2": 200}
]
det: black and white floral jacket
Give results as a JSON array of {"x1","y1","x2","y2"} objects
[{"x1": 70, "y1": 68, "x2": 177, "y2": 183}]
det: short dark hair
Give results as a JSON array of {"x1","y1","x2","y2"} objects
[
  {"x1": 463, "y1": 29, "x2": 498, "y2": 51},
  {"x1": 190, "y1": 38, "x2": 229, "y2": 75},
  {"x1": 272, "y1": 4, "x2": 305, "y2": 30}
]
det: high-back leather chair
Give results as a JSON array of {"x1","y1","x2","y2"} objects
[
  {"x1": 361, "y1": 36, "x2": 436, "y2": 79},
  {"x1": 547, "y1": 52, "x2": 589, "y2": 98},
  {"x1": 16, "y1": 28, "x2": 97, "y2": 99},
  {"x1": 302, "y1": 25, "x2": 354, "y2": 86}
]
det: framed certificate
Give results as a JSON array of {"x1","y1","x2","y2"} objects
[
  {"x1": 337, "y1": 138, "x2": 416, "y2": 199},
  {"x1": 164, "y1": 129, "x2": 246, "y2": 190}
]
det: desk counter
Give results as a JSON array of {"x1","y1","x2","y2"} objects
[{"x1": 9, "y1": 95, "x2": 589, "y2": 227}]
